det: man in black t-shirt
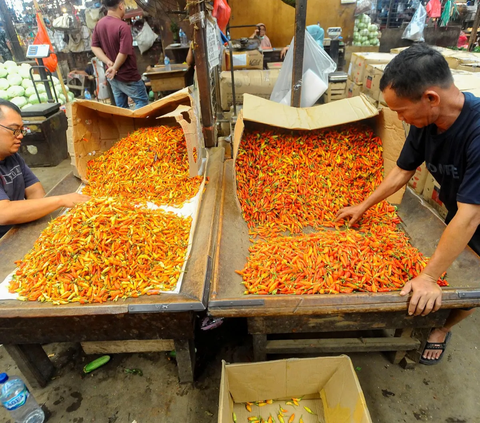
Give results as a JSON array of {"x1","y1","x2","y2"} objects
[
  {"x1": 0, "y1": 100, "x2": 90, "y2": 238},
  {"x1": 336, "y1": 43, "x2": 480, "y2": 365}
]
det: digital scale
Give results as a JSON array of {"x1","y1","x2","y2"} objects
[{"x1": 19, "y1": 45, "x2": 67, "y2": 167}]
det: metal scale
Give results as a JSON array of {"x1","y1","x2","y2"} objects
[{"x1": 19, "y1": 44, "x2": 68, "y2": 167}]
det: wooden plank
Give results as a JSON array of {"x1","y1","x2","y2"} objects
[
  {"x1": 390, "y1": 328, "x2": 413, "y2": 365},
  {"x1": 247, "y1": 310, "x2": 450, "y2": 334},
  {"x1": 265, "y1": 337, "x2": 421, "y2": 354},
  {"x1": 81, "y1": 339, "x2": 175, "y2": 355},
  {"x1": 0, "y1": 312, "x2": 195, "y2": 344},
  {"x1": 174, "y1": 339, "x2": 195, "y2": 384},
  {"x1": 3, "y1": 344, "x2": 54, "y2": 389},
  {"x1": 252, "y1": 334, "x2": 267, "y2": 362}
]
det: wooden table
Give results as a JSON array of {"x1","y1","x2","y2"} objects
[
  {"x1": 145, "y1": 64, "x2": 190, "y2": 97},
  {"x1": 0, "y1": 148, "x2": 223, "y2": 387},
  {"x1": 209, "y1": 159, "x2": 480, "y2": 365},
  {"x1": 165, "y1": 44, "x2": 190, "y2": 64}
]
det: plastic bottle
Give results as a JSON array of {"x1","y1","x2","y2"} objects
[
  {"x1": 84, "y1": 89, "x2": 92, "y2": 100},
  {"x1": 179, "y1": 29, "x2": 188, "y2": 46},
  {"x1": 164, "y1": 55, "x2": 171, "y2": 71},
  {"x1": 0, "y1": 373, "x2": 45, "y2": 423}
]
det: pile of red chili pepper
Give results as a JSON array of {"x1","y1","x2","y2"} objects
[
  {"x1": 235, "y1": 124, "x2": 447, "y2": 294},
  {"x1": 83, "y1": 126, "x2": 202, "y2": 207},
  {"x1": 9, "y1": 198, "x2": 191, "y2": 304}
]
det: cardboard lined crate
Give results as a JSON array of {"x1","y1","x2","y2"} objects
[
  {"x1": 348, "y1": 52, "x2": 396, "y2": 85},
  {"x1": 346, "y1": 78, "x2": 362, "y2": 98},
  {"x1": 218, "y1": 356, "x2": 372, "y2": 423},
  {"x1": 423, "y1": 173, "x2": 448, "y2": 219},
  {"x1": 408, "y1": 163, "x2": 428, "y2": 195},
  {"x1": 72, "y1": 88, "x2": 203, "y2": 181}
]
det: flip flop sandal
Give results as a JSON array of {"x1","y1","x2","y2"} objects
[{"x1": 419, "y1": 331, "x2": 452, "y2": 366}]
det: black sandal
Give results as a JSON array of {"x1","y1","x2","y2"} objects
[{"x1": 419, "y1": 331, "x2": 452, "y2": 366}]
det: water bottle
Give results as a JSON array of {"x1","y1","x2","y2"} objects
[
  {"x1": 0, "y1": 373, "x2": 45, "y2": 423},
  {"x1": 179, "y1": 29, "x2": 188, "y2": 46},
  {"x1": 164, "y1": 56, "x2": 171, "y2": 71},
  {"x1": 84, "y1": 89, "x2": 92, "y2": 100}
]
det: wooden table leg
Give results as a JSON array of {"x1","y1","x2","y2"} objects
[
  {"x1": 174, "y1": 339, "x2": 195, "y2": 384},
  {"x1": 3, "y1": 344, "x2": 55, "y2": 389},
  {"x1": 390, "y1": 328, "x2": 414, "y2": 365},
  {"x1": 407, "y1": 327, "x2": 432, "y2": 363},
  {"x1": 252, "y1": 334, "x2": 267, "y2": 362}
]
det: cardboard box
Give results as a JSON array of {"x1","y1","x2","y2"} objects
[
  {"x1": 218, "y1": 357, "x2": 372, "y2": 423},
  {"x1": 346, "y1": 77, "x2": 362, "y2": 98},
  {"x1": 390, "y1": 46, "x2": 409, "y2": 54},
  {"x1": 452, "y1": 71, "x2": 480, "y2": 91},
  {"x1": 444, "y1": 51, "x2": 480, "y2": 69},
  {"x1": 224, "y1": 49, "x2": 264, "y2": 71},
  {"x1": 362, "y1": 63, "x2": 387, "y2": 101},
  {"x1": 72, "y1": 88, "x2": 203, "y2": 181},
  {"x1": 344, "y1": 45, "x2": 379, "y2": 74},
  {"x1": 423, "y1": 173, "x2": 448, "y2": 219},
  {"x1": 267, "y1": 62, "x2": 283, "y2": 70},
  {"x1": 349, "y1": 52, "x2": 396, "y2": 85},
  {"x1": 219, "y1": 69, "x2": 280, "y2": 111},
  {"x1": 457, "y1": 63, "x2": 480, "y2": 73},
  {"x1": 234, "y1": 94, "x2": 408, "y2": 204},
  {"x1": 408, "y1": 163, "x2": 428, "y2": 195}
]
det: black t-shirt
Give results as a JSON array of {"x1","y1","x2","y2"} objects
[
  {"x1": 0, "y1": 153, "x2": 39, "y2": 237},
  {"x1": 397, "y1": 92, "x2": 480, "y2": 215}
]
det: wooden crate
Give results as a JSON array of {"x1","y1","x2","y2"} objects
[{"x1": 325, "y1": 81, "x2": 347, "y2": 103}]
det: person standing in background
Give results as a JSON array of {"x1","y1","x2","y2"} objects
[
  {"x1": 250, "y1": 23, "x2": 272, "y2": 50},
  {"x1": 91, "y1": 0, "x2": 149, "y2": 109}
]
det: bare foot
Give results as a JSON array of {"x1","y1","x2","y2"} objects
[{"x1": 423, "y1": 328, "x2": 450, "y2": 360}]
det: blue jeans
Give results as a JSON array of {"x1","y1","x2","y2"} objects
[{"x1": 109, "y1": 78, "x2": 149, "y2": 109}]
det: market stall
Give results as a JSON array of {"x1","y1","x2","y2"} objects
[
  {"x1": 0, "y1": 90, "x2": 224, "y2": 387},
  {"x1": 209, "y1": 94, "x2": 480, "y2": 365}
]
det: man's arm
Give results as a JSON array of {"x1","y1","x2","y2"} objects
[
  {"x1": 25, "y1": 182, "x2": 45, "y2": 199},
  {"x1": 401, "y1": 202, "x2": 480, "y2": 316},
  {"x1": 0, "y1": 193, "x2": 90, "y2": 226},
  {"x1": 336, "y1": 165, "x2": 415, "y2": 225},
  {"x1": 91, "y1": 46, "x2": 114, "y2": 68}
]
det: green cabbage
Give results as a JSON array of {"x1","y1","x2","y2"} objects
[
  {"x1": 25, "y1": 87, "x2": 36, "y2": 97},
  {"x1": 0, "y1": 68, "x2": 7, "y2": 78},
  {"x1": 39, "y1": 93, "x2": 48, "y2": 102},
  {"x1": 7, "y1": 74, "x2": 22, "y2": 86},
  {"x1": 58, "y1": 93, "x2": 66, "y2": 103},
  {"x1": 7, "y1": 86, "x2": 24, "y2": 98},
  {"x1": 0, "y1": 79, "x2": 9, "y2": 90},
  {"x1": 22, "y1": 79, "x2": 33, "y2": 89},
  {"x1": 3, "y1": 60, "x2": 17, "y2": 68},
  {"x1": 10, "y1": 96, "x2": 27, "y2": 108},
  {"x1": 18, "y1": 67, "x2": 31, "y2": 79},
  {"x1": 37, "y1": 84, "x2": 46, "y2": 93},
  {"x1": 28, "y1": 94, "x2": 40, "y2": 104},
  {"x1": 0, "y1": 89, "x2": 9, "y2": 99},
  {"x1": 359, "y1": 29, "x2": 369, "y2": 37},
  {"x1": 68, "y1": 92, "x2": 74, "y2": 102}
]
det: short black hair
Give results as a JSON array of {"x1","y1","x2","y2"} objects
[
  {"x1": 380, "y1": 43, "x2": 453, "y2": 101},
  {"x1": 0, "y1": 99, "x2": 21, "y2": 120},
  {"x1": 102, "y1": 0, "x2": 124, "y2": 10}
]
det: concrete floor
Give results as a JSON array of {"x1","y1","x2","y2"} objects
[{"x1": 0, "y1": 160, "x2": 478, "y2": 423}]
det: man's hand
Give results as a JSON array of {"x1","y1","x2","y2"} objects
[
  {"x1": 105, "y1": 66, "x2": 117, "y2": 80},
  {"x1": 107, "y1": 60, "x2": 114, "y2": 68},
  {"x1": 400, "y1": 274, "x2": 442, "y2": 316},
  {"x1": 335, "y1": 204, "x2": 367, "y2": 226},
  {"x1": 59, "y1": 193, "x2": 90, "y2": 208},
  {"x1": 280, "y1": 47, "x2": 289, "y2": 59}
]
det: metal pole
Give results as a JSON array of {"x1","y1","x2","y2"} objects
[
  {"x1": 227, "y1": 40, "x2": 237, "y2": 116},
  {"x1": 0, "y1": 0, "x2": 25, "y2": 62},
  {"x1": 188, "y1": 1, "x2": 216, "y2": 148},
  {"x1": 469, "y1": 3, "x2": 480, "y2": 51},
  {"x1": 291, "y1": 0, "x2": 307, "y2": 108}
]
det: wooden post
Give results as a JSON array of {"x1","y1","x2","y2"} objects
[
  {"x1": 291, "y1": 0, "x2": 307, "y2": 108},
  {"x1": 32, "y1": 0, "x2": 69, "y2": 101},
  {"x1": 188, "y1": 1, "x2": 216, "y2": 147},
  {"x1": 0, "y1": 0, "x2": 25, "y2": 62},
  {"x1": 469, "y1": 4, "x2": 480, "y2": 51}
]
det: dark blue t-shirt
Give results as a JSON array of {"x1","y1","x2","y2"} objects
[
  {"x1": 0, "y1": 153, "x2": 39, "y2": 237},
  {"x1": 397, "y1": 92, "x2": 480, "y2": 215}
]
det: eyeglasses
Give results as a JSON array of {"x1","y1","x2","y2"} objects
[{"x1": 0, "y1": 123, "x2": 27, "y2": 137}]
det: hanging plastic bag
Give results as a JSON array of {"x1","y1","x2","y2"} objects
[
  {"x1": 134, "y1": 22, "x2": 158, "y2": 54},
  {"x1": 33, "y1": 13, "x2": 58, "y2": 73},
  {"x1": 426, "y1": 0, "x2": 441, "y2": 18},
  {"x1": 213, "y1": 0, "x2": 231, "y2": 34},
  {"x1": 270, "y1": 30, "x2": 336, "y2": 107},
  {"x1": 355, "y1": 0, "x2": 373, "y2": 16},
  {"x1": 402, "y1": 4, "x2": 427, "y2": 42}
]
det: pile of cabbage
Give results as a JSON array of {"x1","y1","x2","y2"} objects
[
  {"x1": 0, "y1": 61, "x2": 75, "y2": 110},
  {"x1": 353, "y1": 14, "x2": 380, "y2": 46}
]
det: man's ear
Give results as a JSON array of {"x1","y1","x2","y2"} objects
[{"x1": 423, "y1": 89, "x2": 441, "y2": 106}]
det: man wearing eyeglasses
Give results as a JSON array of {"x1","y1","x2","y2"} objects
[{"x1": 0, "y1": 99, "x2": 90, "y2": 238}]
